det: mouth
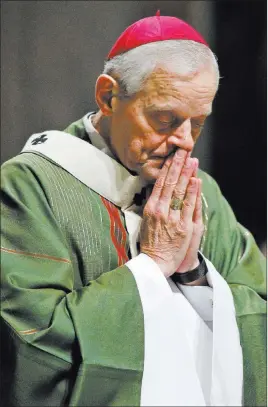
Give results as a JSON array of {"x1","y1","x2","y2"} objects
[
  {"x1": 137, "y1": 151, "x2": 177, "y2": 170},
  {"x1": 149, "y1": 156, "x2": 166, "y2": 161},
  {"x1": 140, "y1": 157, "x2": 165, "y2": 165},
  {"x1": 138, "y1": 158, "x2": 166, "y2": 172},
  {"x1": 151, "y1": 150, "x2": 176, "y2": 160}
]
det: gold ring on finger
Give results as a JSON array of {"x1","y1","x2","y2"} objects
[{"x1": 170, "y1": 197, "x2": 183, "y2": 211}]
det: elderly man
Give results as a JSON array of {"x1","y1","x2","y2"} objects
[{"x1": 1, "y1": 13, "x2": 266, "y2": 407}]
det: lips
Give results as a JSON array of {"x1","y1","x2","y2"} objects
[
  {"x1": 138, "y1": 157, "x2": 162, "y2": 165},
  {"x1": 142, "y1": 159, "x2": 166, "y2": 169},
  {"x1": 151, "y1": 150, "x2": 176, "y2": 160}
]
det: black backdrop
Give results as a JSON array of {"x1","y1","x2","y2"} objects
[{"x1": 213, "y1": 0, "x2": 266, "y2": 246}]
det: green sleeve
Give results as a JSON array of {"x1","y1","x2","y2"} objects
[
  {"x1": 200, "y1": 171, "x2": 267, "y2": 407},
  {"x1": 1, "y1": 159, "x2": 144, "y2": 407}
]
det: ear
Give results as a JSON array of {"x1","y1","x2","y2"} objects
[{"x1": 95, "y1": 74, "x2": 120, "y2": 116}]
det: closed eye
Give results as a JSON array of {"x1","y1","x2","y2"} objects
[
  {"x1": 157, "y1": 114, "x2": 175, "y2": 126},
  {"x1": 149, "y1": 112, "x2": 181, "y2": 131}
]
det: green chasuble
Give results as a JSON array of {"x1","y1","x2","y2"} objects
[{"x1": 1, "y1": 117, "x2": 266, "y2": 406}]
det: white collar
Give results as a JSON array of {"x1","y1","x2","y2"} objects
[
  {"x1": 83, "y1": 112, "x2": 115, "y2": 158},
  {"x1": 21, "y1": 120, "x2": 146, "y2": 210}
]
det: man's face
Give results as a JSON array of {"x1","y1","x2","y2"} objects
[{"x1": 108, "y1": 66, "x2": 218, "y2": 182}]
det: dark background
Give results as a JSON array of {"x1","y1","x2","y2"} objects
[{"x1": 1, "y1": 0, "x2": 267, "y2": 248}]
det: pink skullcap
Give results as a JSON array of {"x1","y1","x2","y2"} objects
[{"x1": 107, "y1": 10, "x2": 208, "y2": 60}]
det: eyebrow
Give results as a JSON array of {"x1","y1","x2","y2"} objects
[{"x1": 146, "y1": 104, "x2": 174, "y2": 111}]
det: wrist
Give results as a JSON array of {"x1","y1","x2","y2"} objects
[
  {"x1": 188, "y1": 257, "x2": 200, "y2": 271},
  {"x1": 171, "y1": 252, "x2": 208, "y2": 285},
  {"x1": 140, "y1": 252, "x2": 171, "y2": 278}
]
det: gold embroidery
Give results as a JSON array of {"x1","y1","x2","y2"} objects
[
  {"x1": 19, "y1": 329, "x2": 38, "y2": 335},
  {"x1": 1, "y1": 247, "x2": 71, "y2": 264}
]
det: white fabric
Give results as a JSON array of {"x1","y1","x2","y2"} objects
[
  {"x1": 205, "y1": 258, "x2": 244, "y2": 406},
  {"x1": 176, "y1": 251, "x2": 214, "y2": 323},
  {"x1": 177, "y1": 282, "x2": 213, "y2": 323},
  {"x1": 127, "y1": 255, "x2": 243, "y2": 406},
  {"x1": 22, "y1": 130, "x2": 144, "y2": 210},
  {"x1": 82, "y1": 113, "x2": 115, "y2": 157},
  {"x1": 128, "y1": 254, "x2": 210, "y2": 406},
  {"x1": 21, "y1": 115, "x2": 243, "y2": 406}
]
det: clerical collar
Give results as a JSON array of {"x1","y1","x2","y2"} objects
[
  {"x1": 83, "y1": 112, "x2": 115, "y2": 158},
  {"x1": 83, "y1": 111, "x2": 148, "y2": 207}
]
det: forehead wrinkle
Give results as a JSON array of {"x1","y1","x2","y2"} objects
[
  {"x1": 144, "y1": 93, "x2": 212, "y2": 118},
  {"x1": 168, "y1": 80, "x2": 216, "y2": 101},
  {"x1": 150, "y1": 66, "x2": 198, "y2": 83},
  {"x1": 145, "y1": 68, "x2": 217, "y2": 97},
  {"x1": 146, "y1": 79, "x2": 215, "y2": 103},
  {"x1": 140, "y1": 73, "x2": 215, "y2": 118}
]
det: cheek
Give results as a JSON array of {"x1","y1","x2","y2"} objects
[
  {"x1": 128, "y1": 130, "x2": 161, "y2": 162},
  {"x1": 111, "y1": 133, "x2": 144, "y2": 169},
  {"x1": 127, "y1": 138, "x2": 144, "y2": 160},
  {"x1": 111, "y1": 112, "x2": 156, "y2": 164}
]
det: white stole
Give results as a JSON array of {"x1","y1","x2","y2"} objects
[{"x1": 21, "y1": 125, "x2": 243, "y2": 406}]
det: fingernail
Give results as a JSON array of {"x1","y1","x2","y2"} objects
[{"x1": 189, "y1": 177, "x2": 197, "y2": 187}]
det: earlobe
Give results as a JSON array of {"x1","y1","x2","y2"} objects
[{"x1": 95, "y1": 74, "x2": 119, "y2": 115}]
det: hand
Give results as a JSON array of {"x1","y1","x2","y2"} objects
[
  {"x1": 175, "y1": 165, "x2": 204, "y2": 274},
  {"x1": 140, "y1": 149, "x2": 202, "y2": 278}
]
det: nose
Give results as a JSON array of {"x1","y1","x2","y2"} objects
[
  {"x1": 151, "y1": 119, "x2": 194, "y2": 158},
  {"x1": 167, "y1": 118, "x2": 194, "y2": 153}
]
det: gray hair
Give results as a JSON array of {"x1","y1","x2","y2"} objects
[{"x1": 103, "y1": 40, "x2": 219, "y2": 98}]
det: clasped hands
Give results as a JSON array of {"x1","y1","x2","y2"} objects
[{"x1": 140, "y1": 149, "x2": 205, "y2": 282}]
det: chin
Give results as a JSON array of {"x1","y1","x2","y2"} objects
[{"x1": 139, "y1": 165, "x2": 161, "y2": 183}]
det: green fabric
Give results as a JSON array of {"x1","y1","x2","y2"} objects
[
  {"x1": 1, "y1": 116, "x2": 267, "y2": 406},
  {"x1": 1, "y1": 155, "x2": 143, "y2": 406},
  {"x1": 198, "y1": 171, "x2": 267, "y2": 406}
]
